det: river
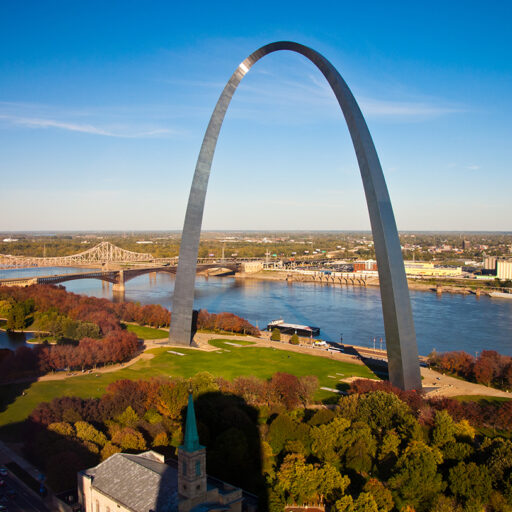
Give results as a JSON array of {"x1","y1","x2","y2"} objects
[{"x1": 1, "y1": 267, "x2": 511, "y2": 356}]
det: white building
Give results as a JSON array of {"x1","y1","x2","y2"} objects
[{"x1": 497, "y1": 260, "x2": 512, "y2": 280}]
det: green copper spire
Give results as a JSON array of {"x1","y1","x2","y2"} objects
[{"x1": 183, "y1": 393, "x2": 201, "y2": 452}]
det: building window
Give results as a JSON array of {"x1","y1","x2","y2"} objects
[
  {"x1": 95, "y1": 500, "x2": 100, "y2": 512},
  {"x1": 195, "y1": 460, "x2": 201, "y2": 476},
  {"x1": 183, "y1": 461, "x2": 187, "y2": 475},
  {"x1": 107, "y1": 508, "x2": 110, "y2": 512}
]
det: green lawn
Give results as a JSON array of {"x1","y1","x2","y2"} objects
[
  {"x1": 0, "y1": 340, "x2": 376, "y2": 432},
  {"x1": 123, "y1": 323, "x2": 169, "y2": 339},
  {"x1": 454, "y1": 395, "x2": 512, "y2": 404}
]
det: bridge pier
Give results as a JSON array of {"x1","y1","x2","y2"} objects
[{"x1": 113, "y1": 270, "x2": 125, "y2": 292}]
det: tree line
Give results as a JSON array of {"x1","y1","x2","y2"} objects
[
  {"x1": 0, "y1": 284, "x2": 259, "y2": 335},
  {"x1": 428, "y1": 350, "x2": 512, "y2": 391}
]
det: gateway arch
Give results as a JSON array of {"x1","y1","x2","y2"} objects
[{"x1": 170, "y1": 41, "x2": 422, "y2": 391}]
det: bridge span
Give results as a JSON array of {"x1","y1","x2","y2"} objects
[{"x1": 0, "y1": 263, "x2": 242, "y2": 292}]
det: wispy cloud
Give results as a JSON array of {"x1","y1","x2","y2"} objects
[{"x1": 0, "y1": 103, "x2": 180, "y2": 138}]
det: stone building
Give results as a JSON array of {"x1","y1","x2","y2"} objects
[{"x1": 78, "y1": 394, "x2": 244, "y2": 512}]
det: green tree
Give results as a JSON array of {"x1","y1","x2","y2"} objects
[
  {"x1": 485, "y1": 439, "x2": 512, "y2": 486},
  {"x1": 116, "y1": 406, "x2": 139, "y2": 428},
  {"x1": 48, "y1": 422, "x2": 75, "y2": 438},
  {"x1": 353, "y1": 492, "x2": 378, "y2": 512},
  {"x1": 269, "y1": 414, "x2": 311, "y2": 455},
  {"x1": 363, "y1": 478, "x2": 394, "y2": 512},
  {"x1": 276, "y1": 453, "x2": 349, "y2": 505},
  {"x1": 271, "y1": 328, "x2": 281, "y2": 341},
  {"x1": 356, "y1": 391, "x2": 413, "y2": 436},
  {"x1": 449, "y1": 462, "x2": 492, "y2": 507},
  {"x1": 342, "y1": 422, "x2": 377, "y2": 475},
  {"x1": 6, "y1": 302, "x2": 27, "y2": 331},
  {"x1": 431, "y1": 410, "x2": 456, "y2": 447},
  {"x1": 378, "y1": 429, "x2": 400, "y2": 461},
  {"x1": 75, "y1": 421, "x2": 107, "y2": 446},
  {"x1": 290, "y1": 333, "x2": 299, "y2": 345},
  {"x1": 190, "y1": 371, "x2": 219, "y2": 397},
  {"x1": 430, "y1": 495, "x2": 463, "y2": 512},
  {"x1": 388, "y1": 441, "x2": 444, "y2": 511},
  {"x1": 310, "y1": 416, "x2": 351, "y2": 464}
]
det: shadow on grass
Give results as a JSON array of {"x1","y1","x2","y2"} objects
[{"x1": 341, "y1": 345, "x2": 389, "y2": 381}]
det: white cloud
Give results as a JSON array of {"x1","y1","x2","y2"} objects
[
  {"x1": 0, "y1": 102, "x2": 181, "y2": 138},
  {"x1": 0, "y1": 114, "x2": 176, "y2": 138}
]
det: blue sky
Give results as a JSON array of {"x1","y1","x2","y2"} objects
[{"x1": 1, "y1": 1, "x2": 511, "y2": 231}]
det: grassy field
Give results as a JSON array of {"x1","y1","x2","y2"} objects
[
  {"x1": 454, "y1": 395, "x2": 512, "y2": 404},
  {"x1": 123, "y1": 323, "x2": 169, "y2": 339},
  {"x1": 0, "y1": 339, "x2": 376, "y2": 431}
]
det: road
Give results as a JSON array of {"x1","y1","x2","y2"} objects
[{"x1": 0, "y1": 473, "x2": 48, "y2": 511}]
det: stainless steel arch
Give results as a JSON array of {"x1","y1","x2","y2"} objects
[{"x1": 170, "y1": 41, "x2": 422, "y2": 391}]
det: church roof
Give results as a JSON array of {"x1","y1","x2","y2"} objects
[
  {"x1": 81, "y1": 451, "x2": 179, "y2": 512},
  {"x1": 182, "y1": 393, "x2": 203, "y2": 452}
]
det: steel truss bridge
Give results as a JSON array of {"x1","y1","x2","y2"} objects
[
  {"x1": 0, "y1": 263, "x2": 241, "y2": 291},
  {"x1": 0, "y1": 241, "x2": 154, "y2": 268}
]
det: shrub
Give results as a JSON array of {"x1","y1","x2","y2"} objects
[
  {"x1": 290, "y1": 333, "x2": 299, "y2": 345},
  {"x1": 271, "y1": 328, "x2": 281, "y2": 341}
]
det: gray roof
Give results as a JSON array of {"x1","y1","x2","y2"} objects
[{"x1": 83, "y1": 451, "x2": 179, "y2": 512}]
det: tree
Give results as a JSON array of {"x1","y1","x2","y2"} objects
[
  {"x1": 352, "y1": 493, "x2": 378, "y2": 512},
  {"x1": 74, "y1": 421, "x2": 107, "y2": 447},
  {"x1": 48, "y1": 422, "x2": 75, "y2": 437},
  {"x1": 271, "y1": 328, "x2": 281, "y2": 341},
  {"x1": 363, "y1": 478, "x2": 394, "y2": 512},
  {"x1": 100, "y1": 442, "x2": 121, "y2": 461},
  {"x1": 276, "y1": 453, "x2": 349, "y2": 505},
  {"x1": 111, "y1": 427, "x2": 146, "y2": 451},
  {"x1": 6, "y1": 302, "x2": 27, "y2": 331},
  {"x1": 431, "y1": 410, "x2": 456, "y2": 447},
  {"x1": 155, "y1": 380, "x2": 188, "y2": 420},
  {"x1": 310, "y1": 416, "x2": 351, "y2": 464},
  {"x1": 388, "y1": 441, "x2": 444, "y2": 511},
  {"x1": 290, "y1": 333, "x2": 299, "y2": 345},
  {"x1": 449, "y1": 462, "x2": 492, "y2": 507},
  {"x1": 115, "y1": 406, "x2": 139, "y2": 428},
  {"x1": 152, "y1": 432, "x2": 169, "y2": 447}
]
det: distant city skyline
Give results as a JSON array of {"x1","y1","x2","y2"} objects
[{"x1": 1, "y1": 1, "x2": 511, "y2": 231}]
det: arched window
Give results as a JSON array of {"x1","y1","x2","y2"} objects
[
  {"x1": 195, "y1": 460, "x2": 201, "y2": 476},
  {"x1": 95, "y1": 500, "x2": 100, "y2": 512}
]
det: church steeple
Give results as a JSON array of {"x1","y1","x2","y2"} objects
[
  {"x1": 183, "y1": 393, "x2": 202, "y2": 452},
  {"x1": 178, "y1": 393, "x2": 207, "y2": 503}
]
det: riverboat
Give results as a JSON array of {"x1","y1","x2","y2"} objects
[{"x1": 267, "y1": 319, "x2": 320, "y2": 337}]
